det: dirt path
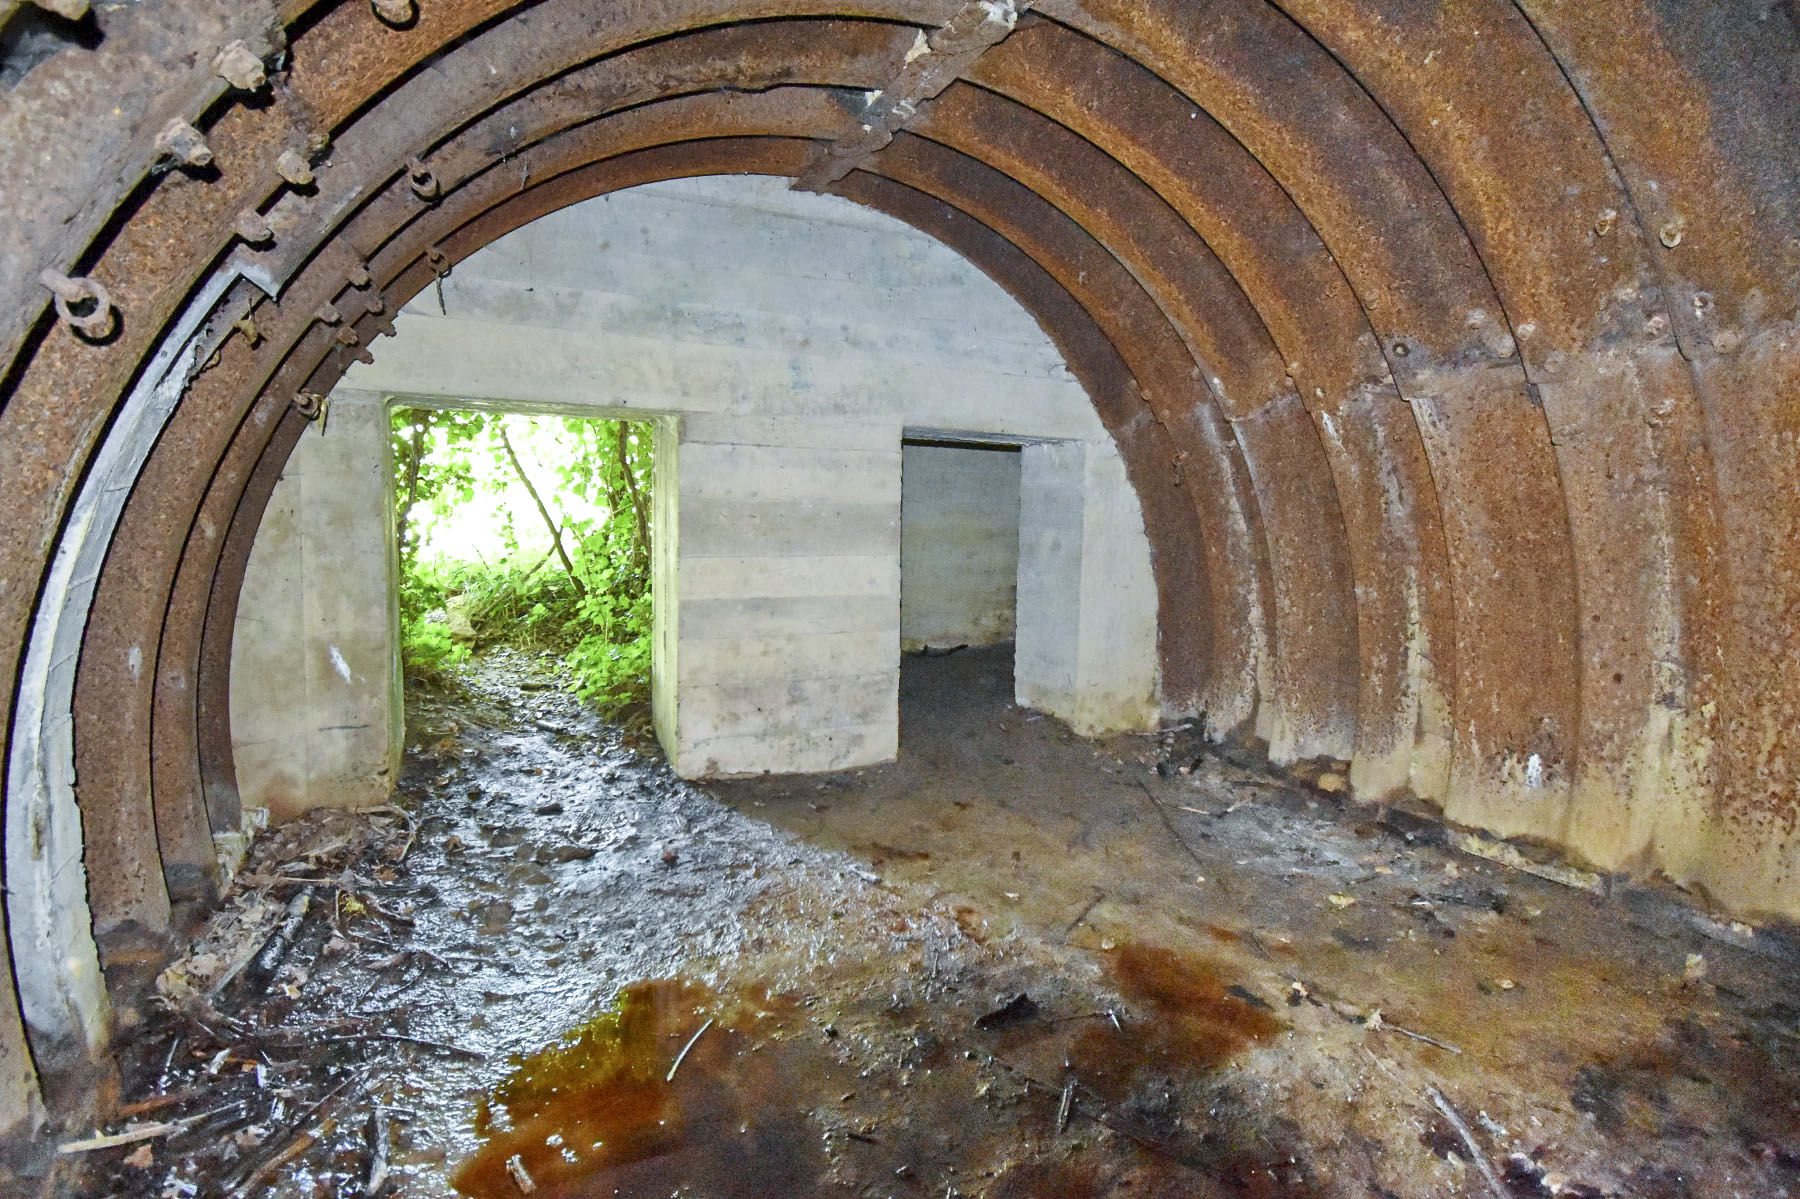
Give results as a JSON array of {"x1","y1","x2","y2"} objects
[{"x1": 67, "y1": 646, "x2": 1800, "y2": 1198}]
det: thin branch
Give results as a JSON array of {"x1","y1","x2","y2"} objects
[
  {"x1": 1135, "y1": 780, "x2": 1210, "y2": 875},
  {"x1": 615, "y1": 421, "x2": 651, "y2": 573},
  {"x1": 1427, "y1": 1086, "x2": 1509, "y2": 1199},
  {"x1": 497, "y1": 422, "x2": 585, "y2": 598}
]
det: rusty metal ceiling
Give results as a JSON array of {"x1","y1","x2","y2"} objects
[{"x1": 0, "y1": 0, "x2": 1796, "y2": 1148}]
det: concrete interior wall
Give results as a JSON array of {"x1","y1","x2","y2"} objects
[
  {"x1": 899, "y1": 442, "x2": 1021, "y2": 651},
  {"x1": 661, "y1": 414, "x2": 903, "y2": 776},
  {"x1": 1015, "y1": 440, "x2": 1161, "y2": 736},
  {"x1": 229, "y1": 390, "x2": 403, "y2": 824},
  {"x1": 331, "y1": 176, "x2": 1161, "y2": 777}
]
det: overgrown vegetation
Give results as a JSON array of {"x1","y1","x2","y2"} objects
[{"x1": 392, "y1": 407, "x2": 653, "y2": 716}]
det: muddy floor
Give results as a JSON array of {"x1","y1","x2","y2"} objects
[{"x1": 67, "y1": 645, "x2": 1800, "y2": 1198}]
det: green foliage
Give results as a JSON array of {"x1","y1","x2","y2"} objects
[{"x1": 391, "y1": 407, "x2": 653, "y2": 715}]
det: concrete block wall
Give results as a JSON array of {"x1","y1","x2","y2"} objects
[
  {"x1": 230, "y1": 390, "x2": 403, "y2": 822},
  {"x1": 226, "y1": 175, "x2": 1164, "y2": 789},
  {"x1": 659, "y1": 416, "x2": 902, "y2": 776},
  {"x1": 900, "y1": 444, "x2": 1021, "y2": 651},
  {"x1": 1016, "y1": 442, "x2": 1161, "y2": 736}
]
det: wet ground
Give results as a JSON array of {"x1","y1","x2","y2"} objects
[{"x1": 68, "y1": 645, "x2": 1800, "y2": 1198}]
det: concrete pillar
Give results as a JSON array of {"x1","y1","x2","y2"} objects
[
  {"x1": 1016, "y1": 440, "x2": 1161, "y2": 734},
  {"x1": 657, "y1": 414, "x2": 901, "y2": 777},
  {"x1": 900, "y1": 443, "x2": 1021, "y2": 650},
  {"x1": 229, "y1": 389, "x2": 402, "y2": 822}
]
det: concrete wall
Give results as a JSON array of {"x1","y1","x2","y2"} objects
[
  {"x1": 1016, "y1": 441, "x2": 1161, "y2": 736},
  {"x1": 231, "y1": 175, "x2": 1163, "y2": 785},
  {"x1": 900, "y1": 443, "x2": 1020, "y2": 650},
  {"x1": 230, "y1": 390, "x2": 402, "y2": 822},
  {"x1": 660, "y1": 415, "x2": 902, "y2": 776}
]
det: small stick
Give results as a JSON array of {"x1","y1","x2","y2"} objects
[
  {"x1": 506, "y1": 1153, "x2": 536, "y2": 1194},
  {"x1": 1129, "y1": 721, "x2": 1193, "y2": 736},
  {"x1": 117, "y1": 1092, "x2": 188, "y2": 1119},
  {"x1": 366, "y1": 1104, "x2": 392, "y2": 1197},
  {"x1": 1427, "y1": 1086, "x2": 1509, "y2": 1199},
  {"x1": 232, "y1": 1132, "x2": 318, "y2": 1198},
  {"x1": 1135, "y1": 781, "x2": 1210, "y2": 874},
  {"x1": 311, "y1": 1032, "x2": 486, "y2": 1060},
  {"x1": 1055, "y1": 1080, "x2": 1075, "y2": 1134},
  {"x1": 1382, "y1": 1023, "x2": 1463, "y2": 1055},
  {"x1": 1061, "y1": 890, "x2": 1104, "y2": 938},
  {"x1": 57, "y1": 1122, "x2": 183, "y2": 1154},
  {"x1": 667, "y1": 1018, "x2": 714, "y2": 1082}
]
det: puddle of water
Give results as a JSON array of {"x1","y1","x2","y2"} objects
[{"x1": 452, "y1": 978, "x2": 863, "y2": 1199}]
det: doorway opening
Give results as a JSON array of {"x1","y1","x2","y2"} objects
[
  {"x1": 391, "y1": 406, "x2": 654, "y2": 725},
  {"x1": 899, "y1": 436, "x2": 1024, "y2": 740}
]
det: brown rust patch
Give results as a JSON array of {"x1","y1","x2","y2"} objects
[
  {"x1": 1065, "y1": 945, "x2": 1283, "y2": 1104},
  {"x1": 451, "y1": 979, "x2": 832, "y2": 1198}
]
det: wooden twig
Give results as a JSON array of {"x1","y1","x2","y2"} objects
[
  {"x1": 240, "y1": 887, "x2": 314, "y2": 995},
  {"x1": 1380, "y1": 1022, "x2": 1463, "y2": 1055},
  {"x1": 1427, "y1": 1086, "x2": 1509, "y2": 1199},
  {"x1": 58, "y1": 1122, "x2": 183, "y2": 1155},
  {"x1": 667, "y1": 1018, "x2": 714, "y2": 1082},
  {"x1": 1061, "y1": 890, "x2": 1104, "y2": 938},
  {"x1": 1056, "y1": 1080, "x2": 1075, "y2": 1134},
  {"x1": 1135, "y1": 780, "x2": 1211, "y2": 874},
  {"x1": 497, "y1": 423, "x2": 585, "y2": 599},
  {"x1": 366, "y1": 1104, "x2": 392, "y2": 1197},
  {"x1": 310, "y1": 1032, "x2": 486, "y2": 1060}
]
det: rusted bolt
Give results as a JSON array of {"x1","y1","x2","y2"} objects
[
  {"x1": 292, "y1": 391, "x2": 327, "y2": 419},
  {"x1": 1594, "y1": 208, "x2": 1618, "y2": 237},
  {"x1": 276, "y1": 149, "x2": 315, "y2": 188},
  {"x1": 426, "y1": 247, "x2": 451, "y2": 277},
  {"x1": 372, "y1": 0, "x2": 418, "y2": 25},
  {"x1": 1691, "y1": 292, "x2": 1714, "y2": 320},
  {"x1": 28, "y1": 0, "x2": 89, "y2": 18},
  {"x1": 361, "y1": 291, "x2": 387, "y2": 315},
  {"x1": 1659, "y1": 217, "x2": 1685, "y2": 249},
  {"x1": 315, "y1": 302, "x2": 343, "y2": 325},
  {"x1": 371, "y1": 311, "x2": 397, "y2": 338},
  {"x1": 1644, "y1": 311, "x2": 1671, "y2": 339},
  {"x1": 155, "y1": 119, "x2": 213, "y2": 169},
  {"x1": 214, "y1": 41, "x2": 267, "y2": 92},
  {"x1": 346, "y1": 263, "x2": 373, "y2": 289},
  {"x1": 38, "y1": 269, "x2": 116, "y2": 340},
  {"x1": 406, "y1": 157, "x2": 440, "y2": 201},
  {"x1": 334, "y1": 326, "x2": 362, "y2": 348},
  {"x1": 233, "y1": 209, "x2": 274, "y2": 245},
  {"x1": 1391, "y1": 341, "x2": 1410, "y2": 358}
]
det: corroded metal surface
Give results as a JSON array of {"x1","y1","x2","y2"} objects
[{"x1": 0, "y1": 0, "x2": 1796, "y2": 1161}]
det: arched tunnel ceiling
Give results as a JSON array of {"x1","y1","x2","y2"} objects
[{"x1": 0, "y1": 0, "x2": 1797, "y2": 1135}]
